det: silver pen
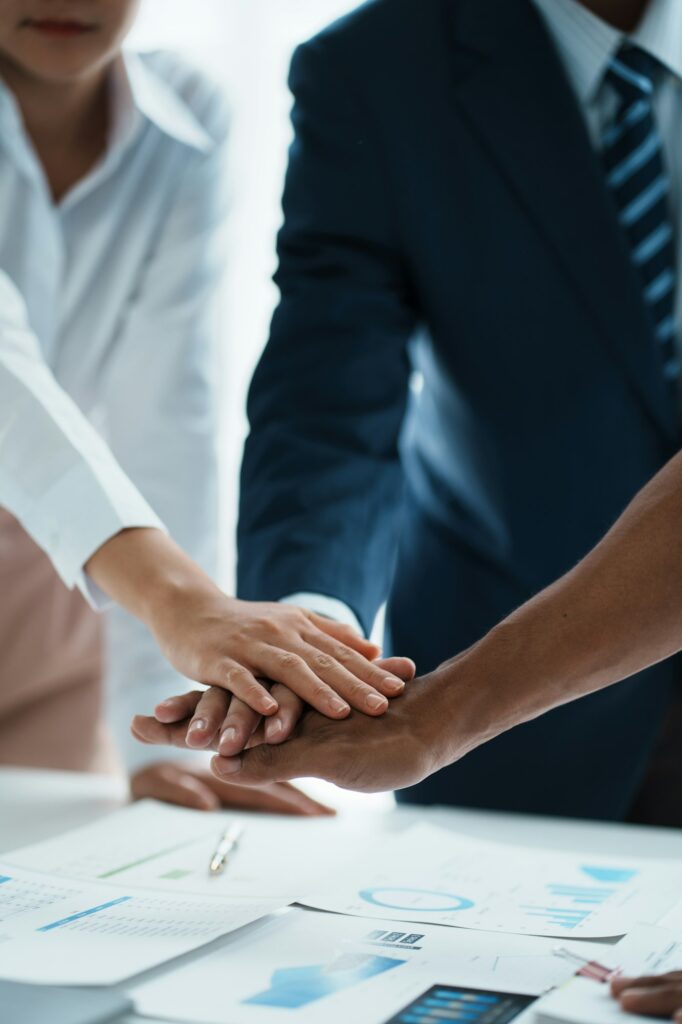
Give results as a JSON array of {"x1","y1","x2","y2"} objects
[{"x1": 209, "y1": 823, "x2": 245, "y2": 876}]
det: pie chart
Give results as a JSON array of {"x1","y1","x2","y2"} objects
[{"x1": 358, "y1": 887, "x2": 475, "y2": 913}]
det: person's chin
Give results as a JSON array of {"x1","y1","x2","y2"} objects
[{"x1": 15, "y1": 39, "x2": 108, "y2": 82}]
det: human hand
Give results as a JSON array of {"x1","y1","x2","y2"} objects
[
  {"x1": 129, "y1": 761, "x2": 335, "y2": 816},
  {"x1": 611, "y1": 973, "x2": 682, "y2": 1020},
  {"x1": 132, "y1": 662, "x2": 472, "y2": 793},
  {"x1": 132, "y1": 657, "x2": 416, "y2": 759},
  {"x1": 149, "y1": 589, "x2": 412, "y2": 721},
  {"x1": 87, "y1": 529, "x2": 408, "y2": 721}
]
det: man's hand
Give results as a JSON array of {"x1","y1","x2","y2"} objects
[
  {"x1": 129, "y1": 761, "x2": 335, "y2": 815},
  {"x1": 132, "y1": 663, "x2": 482, "y2": 794},
  {"x1": 611, "y1": 973, "x2": 682, "y2": 1020},
  {"x1": 139, "y1": 657, "x2": 416, "y2": 758}
]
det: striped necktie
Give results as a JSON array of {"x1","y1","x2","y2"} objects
[{"x1": 601, "y1": 43, "x2": 679, "y2": 385}]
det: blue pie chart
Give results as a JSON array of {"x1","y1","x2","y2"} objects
[{"x1": 359, "y1": 887, "x2": 475, "y2": 913}]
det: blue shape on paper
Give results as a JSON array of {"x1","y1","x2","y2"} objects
[
  {"x1": 581, "y1": 865, "x2": 638, "y2": 884},
  {"x1": 243, "y1": 953, "x2": 404, "y2": 1009},
  {"x1": 0, "y1": 876, "x2": 11, "y2": 885},
  {"x1": 359, "y1": 887, "x2": 475, "y2": 913},
  {"x1": 38, "y1": 896, "x2": 131, "y2": 931}
]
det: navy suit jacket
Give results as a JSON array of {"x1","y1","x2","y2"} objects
[{"x1": 238, "y1": 0, "x2": 681, "y2": 819}]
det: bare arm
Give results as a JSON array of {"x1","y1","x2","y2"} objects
[{"x1": 140, "y1": 449, "x2": 682, "y2": 792}]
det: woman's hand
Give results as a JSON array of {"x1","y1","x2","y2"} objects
[
  {"x1": 130, "y1": 761, "x2": 335, "y2": 815},
  {"x1": 611, "y1": 973, "x2": 682, "y2": 1020},
  {"x1": 150, "y1": 592, "x2": 411, "y2": 720},
  {"x1": 87, "y1": 529, "x2": 409, "y2": 720},
  {"x1": 132, "y1": 657, "x2": 416, "y2": 758}
]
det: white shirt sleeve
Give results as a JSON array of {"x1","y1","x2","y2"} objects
[
  {"x1": 0, "y1": 270, "x2": 165, "y2": 604},
  {"x1": 280, "y1": 593, "x2": 365, "y2": 636},
  {"x1": 100, "y1": 134, "x2": 230, "y2": 772}
]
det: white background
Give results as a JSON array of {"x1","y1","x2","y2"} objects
[{"x1": 131, "y1": 0, "x2": 361, "y2": 588}]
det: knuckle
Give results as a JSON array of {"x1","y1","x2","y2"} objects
[
  {"x1": 223, "y1": 665, "x2": 250, "y2": 689},
  {"x1": 278, "y1": 651, "x2": 303, "y2": 672},
  {"x1": 313, "y1": 653, "x2": 335, "y2": 672}
]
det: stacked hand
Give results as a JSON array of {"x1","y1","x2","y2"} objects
[{"x1": 131, "y1": 662, "x2": 470, "y2": 794}]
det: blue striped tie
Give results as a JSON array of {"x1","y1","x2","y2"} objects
[{"x1": 601, "y1": 44, "x2": 679, "y2": 386}]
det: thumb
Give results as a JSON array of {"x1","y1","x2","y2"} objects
[{"x1": 210, "y1": 741, "x2": 309, "y2": 787}]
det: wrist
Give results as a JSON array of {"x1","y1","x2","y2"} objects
[
  {"x1": 427, "y1": 624, "x2": 537, "y2": 769},
  {"x1": 88, "y1": 528, "x2": 225, "y2": 630}
]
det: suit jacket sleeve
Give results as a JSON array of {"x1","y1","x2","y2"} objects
[{"x1": 237, "y1": 36, "x2": 418, "y2": 635}]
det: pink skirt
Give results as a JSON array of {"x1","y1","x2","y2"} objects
[{"x1": 0, "y1": 509, "x2": 118, "y2": 773}]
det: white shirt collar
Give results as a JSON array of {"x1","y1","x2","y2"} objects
[
  {"x1": 531, "y1": 0, "x2": 682, "y2": 105},
  {"x1": 0, "y1": 49, "x2": 213, "y2": 161},
  {"x1": 115, "y1": 51, "x2": 213, "y2": 153}
]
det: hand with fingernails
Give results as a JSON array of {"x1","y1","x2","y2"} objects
[{"x1": 133, "y1": 655, "x2": 416, "y2": 761}]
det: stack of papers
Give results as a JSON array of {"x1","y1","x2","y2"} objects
[
  {"x1": 131, "y1": 906, "x2": 605, "y2": 1024},
  {"x1": 4, "y1": 801, "x2": 682, "y2": 1023}
]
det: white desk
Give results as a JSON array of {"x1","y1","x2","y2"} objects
[{"x1": 3, "y1": 767, "x2": 682, "y2": 1024}]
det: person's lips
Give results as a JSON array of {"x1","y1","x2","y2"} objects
[{"x1": 22, "y1": 18, "x2": 97, "y2": 38}]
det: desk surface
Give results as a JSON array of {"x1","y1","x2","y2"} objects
[{"x1": 3, "y1": 767, "x2": 682, "y2": 1024}]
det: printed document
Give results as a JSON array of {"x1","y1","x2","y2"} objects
[
  {"x1": 5, "y1": 799, "x2": 371, "y2": 900},
  {"x1": 133, "y1": 906, "x2": 609, "y2": 1024},
  {"x1": 0, "y1": 862, "x2": 284, "y2": 985},
  {"x1": 300, "y1": 824, "x2": 682, "y2": 938}
]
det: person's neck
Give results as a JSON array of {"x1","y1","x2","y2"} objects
[
  {"x1": 576, "y1": 0, "x2": 651, "y2": 32},
  {"x1": 0, "y1": 56, "x2": 110, "y2": 201}
]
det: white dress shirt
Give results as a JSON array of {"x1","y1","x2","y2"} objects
[
  {"x1": 295, "y1": 0, "x2": 682, "y2": 638},
  {"x1": 0, "y1": 50, "x2": 229, "y2": 769}
]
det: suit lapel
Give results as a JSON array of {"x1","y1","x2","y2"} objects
[{"x1": 445, "y1": 0, "x2": 678, "y2": 441}]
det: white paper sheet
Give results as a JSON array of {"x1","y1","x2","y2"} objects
[
  {"x1": 300, "y1": 824, "x2": 682, "y2": 938},
  {"x1": 133, "y1": 906, "x2": 609, "y2": 1024},
  {"x1": 0, "y1": 862, "x2": 284, "y2": 985},
  {"x1": 5, "y1": 799, "x2": 373, "y2": 900},
  {"x1": 533, "y1": 925, "x2": 682, "y2": 1024}
]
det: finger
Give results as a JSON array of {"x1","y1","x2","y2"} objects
[
  {"x1": 375, "y1": 656, "x2": 417, "y2": 681},
  {"x1": 217, "y1": 696, "x2": 263, "y2": 757},
  {"x1": 131, "y1": 765, "x2": 220, "y2": 811},
  {"x1": 618, "y1": 984, "x2": 682, "y2": 1016},
  {"x1": 132, "y1": 714, "x2": 211, "y2": 751},
  {"x1": 253, "y1": 645, "x2": 351, "y2": 719},
  {"x1": 306, "y1": 613, "x2": 381, "y2": 659},
  {"x1": 207, "y1": 660, "x2": 279, "y2": 717},
  {"x1": 154, "y1": 691, "x2": 203, "y2": 723},
  {"x1": 211, "y1": 740, "x2": 314, "y2": 786},
  {"x1": 204, "y1": 775, "x2": 335, "y2": 816},
  {"x1": 187, "y1": 687, "x2": 231, "y2": 749},
  {"x1": 297, "y1": 638, "x2": 395, "y2": 714},
  {"x1": 304, "y1": 634, "x2": 407, "y2": 701},
  {"x1": 612, "y1": 974, "x2": 682, "y2": 996},
  {"x1": 264, "y1": 685, "x2": 304, "y2": 745}
]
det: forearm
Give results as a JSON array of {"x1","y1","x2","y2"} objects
[
  {"x1": 86, "y1": 528, "x2": 223, "y2": 633},
  {"x1": 442, "y1": 452, "x2": 682, "y2": 754}
]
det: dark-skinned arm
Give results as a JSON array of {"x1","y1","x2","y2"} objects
[{"x1": 134, "y1": 451, "x2": 682, "y2": 792}]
